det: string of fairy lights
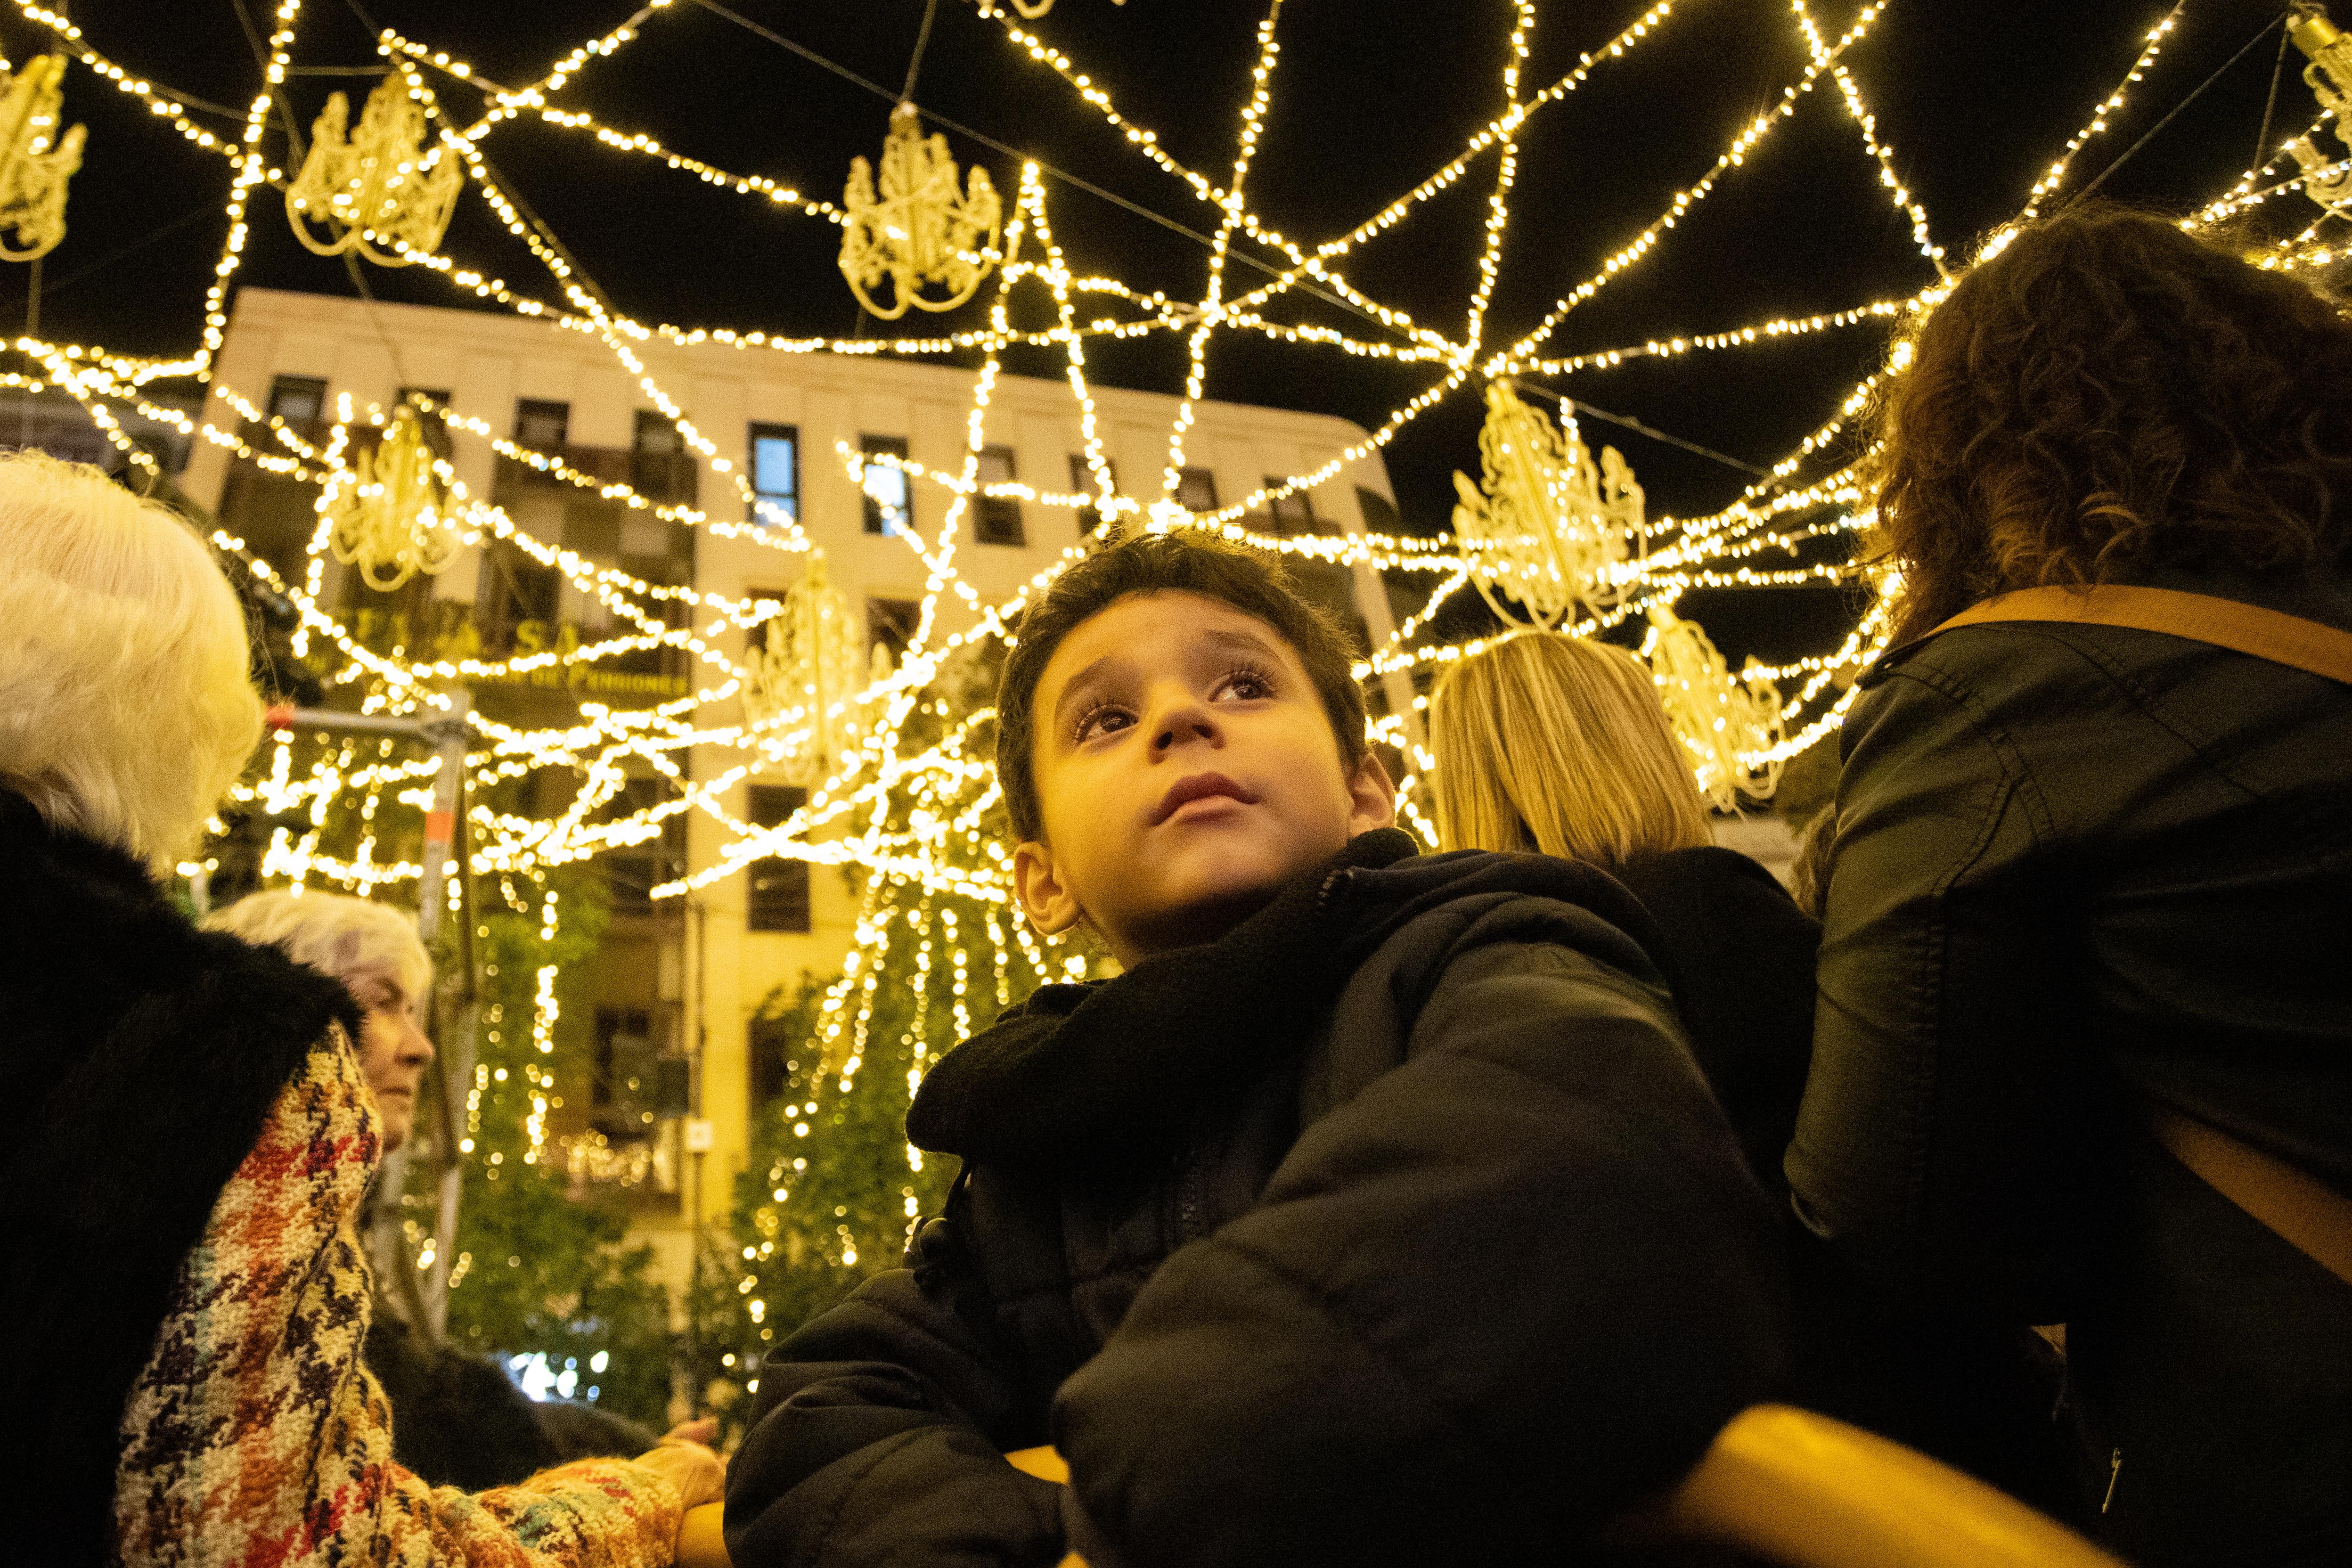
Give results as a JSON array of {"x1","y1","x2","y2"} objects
[{"x1": 5, "y1": 0, "x2": 2344, "y2": 1319}]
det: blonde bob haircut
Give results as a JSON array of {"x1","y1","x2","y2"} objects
[
  {"x1": 0, "y1": 450, "x2": 261, "y2": 870},
  {"x1": 1429, "y1": 629, "x2": 1711, "y2": 866},
  {"x1": 205, "y1": 888, "x2": 433, "y2": 1011}
]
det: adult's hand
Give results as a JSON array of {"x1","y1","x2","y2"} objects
[
  {"x1": 665, "y1": 1417, "x2": 720, "y2": 1447},
  {"x1": 635, "y1": 1434, "x2": 726, "y2": 1511}
]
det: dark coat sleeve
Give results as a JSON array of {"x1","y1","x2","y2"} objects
[
  {"x1": 1785, "y1": 665, "x2": 2103, "y2": 1323},
  {"x1": 1048, "y1": 900, "x2": 1787, "y2": 1568},
  {"x1": 725, "y1": 1208, "x2": 1066, "y2": 1568}
]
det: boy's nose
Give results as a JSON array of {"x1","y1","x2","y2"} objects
[{"x1": 1152, "y1": 692, "x2": 1224, "y2": 752}]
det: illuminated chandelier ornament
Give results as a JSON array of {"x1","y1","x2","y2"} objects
[
  {"x1": 839, "y1": 102, "x2": 1001, "y2": 320},
  {"x1": 286, "y1": 74, "x2": 463, "y2": 264},
  {"x1": 324, "y1": 407, "x2": 460, "y2": 591},
  {"x1": 2285, "y1": 4, "x2": 2352, "y2": 212},
  {"x1": 0, "y1": 54, "x2": 85, "y2": 263},
  {"x1": 1641, "y1": 602, "x2": 1787, "y2": 808},
  {"x1": 1450, "y1": 381, "x2": 1646, "y2": 629},
  {"x1": 743, "y1": 549, "x2": 880, "y2": 785}
]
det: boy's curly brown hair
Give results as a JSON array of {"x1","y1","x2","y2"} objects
[{"x1": 1870, "y1": 204, "x2": 2352, "y2": 645}]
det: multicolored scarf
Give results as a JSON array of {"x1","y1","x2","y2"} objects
[{"x1": 112, "y1": 1028, "x2": 684, "y2": 1567}]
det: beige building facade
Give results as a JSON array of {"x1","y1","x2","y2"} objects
[{"x1": 194, "y1": 285, "x2": 1411, "y2": 1289}]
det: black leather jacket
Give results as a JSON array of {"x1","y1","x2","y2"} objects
[
  {"x1": 1787, "y1": 569, "x2": 2352, "y2": 1568},
  {"x1": 727, "y1": 833, "x2": 1786, "y2": 1568}
]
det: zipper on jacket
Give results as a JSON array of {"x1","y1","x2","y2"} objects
[
  {"x1": 1315, "y1": 866, "x2": 1355, "y2": 911},
  {"x1": 1176, "y1": 1148, "x2": 1209, "y2": 1243},
  {"x1": 2102, "y1": 1448, "x2": 2123, "y2": 1514}
]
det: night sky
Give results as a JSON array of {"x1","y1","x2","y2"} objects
[{"x1": 9, "y1": 0, "x2": 2315, "y2": 661}]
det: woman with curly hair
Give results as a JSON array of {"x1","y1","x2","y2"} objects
[{"x1": 1787, "y1": 204, "x2": 2352, "y2": 1566}]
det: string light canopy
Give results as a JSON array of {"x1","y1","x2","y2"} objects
[{"x1": 8, "y1": 0, "x2": 2339, "y2": 1309}]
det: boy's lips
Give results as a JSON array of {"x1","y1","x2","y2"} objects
[{"x1": 1151, "y1": 772, "x2": 1258, "y2": 825}]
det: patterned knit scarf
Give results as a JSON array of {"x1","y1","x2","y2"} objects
[{"x1": 112, "y1": 1028, "x2": 684, "y2": 1568}]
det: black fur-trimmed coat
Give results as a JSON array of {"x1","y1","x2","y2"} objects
[{"x1": 0, "y1": 788, "x2": 359, "y2": 1566}]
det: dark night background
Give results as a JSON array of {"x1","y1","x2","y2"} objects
[{"x1": 6, "y1": 0, "x2": 2316, "y2": 662}]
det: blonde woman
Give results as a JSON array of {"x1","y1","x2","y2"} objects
[
  {"x1": 1428, "y1": 629, "x2": 1816, "y2": 1191},
  {"x1": 0, "y1": 451, "x2": 715, "y2": 1566}
]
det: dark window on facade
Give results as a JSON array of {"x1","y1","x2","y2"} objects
[
  {"x1": 1267, "y1": 481, "x2": 1315, "y2": 533},
  {"x1": 749, "y1": 423, "x2": 799, "y2": 527},
  {"x1": 746, "y1": 784, "x2": 811, "y2": 933},
  {"x1": 972, "y1": 444, "x2": 1023, "y2": 545},
  {"x1": 632, "y1": 409, "x2": 696, "y2": 503},
  {"x1": 1176, "y1": 466, "x2": 1219, "y2": 511},
  {"x1": 267, "y1": 375, "x2": 328, "y2": 426},
  {"x1": 866, "y1": 596, "x2": 921, "y2": 665},
  {"x1": 1069, "y1": 454, "x2": 1118, "y2": 534},
  {"x1": 514, "y1": 398, "x2": 570, "y2": 449},
  {"x1": 602, "y1": 776, "x2": 686, "y2": 915},
  {"x1": 396, "y1": 386, "x2": 453, "y2": 458},
  {"x1": 592, "y1": 1006, "x2": 656, "y2": 1136},
  {"x1": 860, "y1": 435, "x2": 911, "y2": 536},
  {"x1": 1354, "y1": 485, "x2": 1401, "y2": 535}
]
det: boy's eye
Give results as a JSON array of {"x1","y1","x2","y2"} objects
[
  {"x1": 1216, "y1": 666, "x2": 1274, "y2": 702},
  {"x1": 1074, "y1": 702, "x2": 1133, "y2": 743}
]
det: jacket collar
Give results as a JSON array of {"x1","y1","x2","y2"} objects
[{"x1": 906, "y1": 830, "x2": 1671, "y2": 1168}]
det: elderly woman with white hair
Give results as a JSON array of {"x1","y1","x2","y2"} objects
[{"x1": 0, "y1": 451, "x2": 717, "y2": 1567}]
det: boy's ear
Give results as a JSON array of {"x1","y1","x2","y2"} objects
[
  {"x1": 1012, "y1": 839, "x2": 1085, "y2": 936},
  {"x1": 1346, "y1": 745, "x2": 1397, "y2": 835}
]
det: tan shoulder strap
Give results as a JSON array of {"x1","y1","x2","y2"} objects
[
  {"x1": 2148, "y1": 1106, "x2": 2352, "y2": 1290},
  {"x1": 1930, "y1": 584, "x2": 2352, "y2": 686},
  {"x1": 1938, "y1": 585, "x2": 2352, "y2": 1281}
]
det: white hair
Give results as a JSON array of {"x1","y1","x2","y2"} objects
[
  {"x1": 0, "y1": 450, "x2": 261, "y2": 870},
  {"x1": 205, "y1": 888, "x2": 433, "y2": 1007}
]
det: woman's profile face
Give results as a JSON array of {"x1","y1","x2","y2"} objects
[{"x1": 349, "y1": 973, "x2": 435, "y2": 1151}]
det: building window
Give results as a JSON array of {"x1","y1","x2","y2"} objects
[
  {"x1": 396, "y1": 386, "x2": 453, "y2": 458},
  {"x1": 746, "y1": 784, "x2": 811, "y2": 933},
  {"x1": 514, "y1": 399, "x2": 570, "y2": 449},
  {"x1": 1267, "y1": 481, "x2": 1315, "y2": 533},
  {"x1": 749, "y1": 422, "x2": 799, "y2": 527},
  {"x1": 1069, "y1": 453, "x2": 1118, "y2": 534},
  {"x1": 866, "y1": 596, "x2": 921, "y2": 665},
  {"x1": 861, "y1": 435, "x2": 912, "y2": 536},
  {"x1": 1176, "y1": 466, "x2": 1218, "y2": 511},
  {"x1": 633, "y1": 409, "x2": 695, "y2": 504},
  {"x1": 602, "y1": 776, "x2": 686, "y2": 915},
  {"x1": 972, "y1": 444, "x2": 1023, "y2": 546},
  {"x1": 267, "y1": 375, "x2": 328, "y2": 427}
]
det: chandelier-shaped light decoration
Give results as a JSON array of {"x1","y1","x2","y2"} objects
[
  {"x1": 0, "y1": 55, "x2": 85, "y2": 263},
  {"x1": 286, "y1": 75, "x2": 463, "y2": 265},
  {"x1": 743, "y1": 549, "x2": 880, "y2": 785},
  {"x1": 840, "y1": 102, "x2": 1001, "y2": 320},
  {"x1": 1451, "y1": 381, "x2": 1646, "y2": 629},
  {"x1": 1641, "y1": 601, "x2": 1786, "y2": 808},
  {"x1": 2287, "y1": 5, "x2": 2352, "y2": 212},
  {"x1": 325, "y1": 408, "x2": 460, "y2": 592}
]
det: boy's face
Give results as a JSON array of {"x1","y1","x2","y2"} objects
[{"x1": 1013, "y1": 589, "x2": 1394, "y2": 967}]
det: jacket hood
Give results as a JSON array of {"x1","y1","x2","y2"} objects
[
  {"x1": 0, "y1": 788, "x2": 362, "y2": 1564},
  {"x1": 906, "y1": 829, "x2": 1674, "y2": 1168}
]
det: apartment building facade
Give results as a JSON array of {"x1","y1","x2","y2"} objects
[{"x1": 188, "y1": 285, "x2": 1412, "y2": 1285}]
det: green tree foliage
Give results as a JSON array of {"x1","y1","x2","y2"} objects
[
  {"x1": 686, "y1": 645, "x2": 1099, "y2": 1428},
  {"x1": 422, "y1": 865, "x2": 679, "y2": 1431}
]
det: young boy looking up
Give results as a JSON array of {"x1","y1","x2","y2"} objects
[{"x1": 726, "y1": 533, "x2": 1785, "y2": 1568}]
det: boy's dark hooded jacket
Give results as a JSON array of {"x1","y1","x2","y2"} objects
[{"x1": 726, "y1": 830, "x2": 1787, "y2": 1568}]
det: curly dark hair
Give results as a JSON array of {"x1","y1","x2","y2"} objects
[
  {"x1": 994, "y1": 530, "x2": 1368, "y2": 844},
  {"x1": 1870, "y1": 203, "x2": 2352, "y2": 645}
]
